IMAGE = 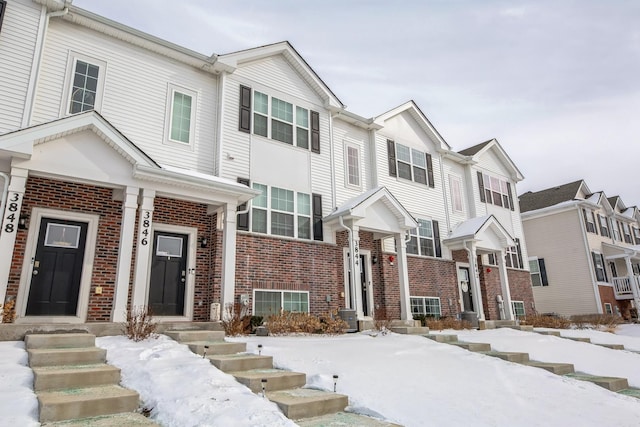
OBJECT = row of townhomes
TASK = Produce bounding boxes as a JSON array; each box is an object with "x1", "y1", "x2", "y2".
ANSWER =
[
  {"x1": 0, "y1": 0, "x2": 535, "y2": 328},
  {"x1": 521, "y1": 180, "x2": 640, "y2": 319}
]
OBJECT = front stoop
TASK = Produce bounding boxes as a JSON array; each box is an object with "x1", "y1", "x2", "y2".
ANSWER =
[
  {"x1": 267, "y1": 388, "x2": 348, "y2": 420},
  {"x1": 231, "y1": 369, "x2": 306, "y2": 392},
  {"x1": 479, "y1": 351, "x2": 530, "y2": 363},
  {"x1": 297, "y1": 412, "x2": 403, "y2": 427},
  {"x1": 25, "y1": 333, "x2": 152, "y2": 425},
  {"x1": 389, "y1": 326, "x2": 430, "y2": 335},
  {"x1": 424, "y1": 334, "x2": 458, "y2": 343},
  {"x1": 521, "y1": 361, "x2": 575, "y2": 375},
  {"x1": 449, "y1": 341, "x2": 492, "y2": 352},
  {"x1": 565, "y1": 373, "x2": 629, "y2": 392},
  {"x1": 41, "y1": 412, "x2": 156, "y2": 426}
]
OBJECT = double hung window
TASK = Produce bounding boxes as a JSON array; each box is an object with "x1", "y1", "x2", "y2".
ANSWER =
[
  {"x1": 253, "y1": 290, "x2": 309, "y2": 317},
  {"x1": 511, "y1": 301, "x2": 526, "y2": 318},
  {"x1": 406, "y1": 219, "x2": 441, "y2": 258},
  {"x1": 387, "y1": 140, "x2": 434, "y2": 187},
  {"x1": 477, "y1": 172, "x2": 514, "y2": 210},
  {"x1": 529, "y1": 258, "x2": 548, "y2": 286},
  {"x1": 251, "y1": 183, "x2": 311, "y2": 239},
  {"x1": 410, "y1": 297, "x2": 441, "y2": 318},
  {"x1": 65, "y1": 54, "x2": 106, "y2": 115}
]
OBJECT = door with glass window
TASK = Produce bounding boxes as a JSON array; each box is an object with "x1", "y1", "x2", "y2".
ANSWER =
[
  {"x1": 26, "y1": 218, "x2": 88, "y2": 316},
  {"x1": 458, "y1": 266, "x2": 474, "y2": 312},
  {"x1": 149, "y1": 231, "x2": 188, "y2": 316}
]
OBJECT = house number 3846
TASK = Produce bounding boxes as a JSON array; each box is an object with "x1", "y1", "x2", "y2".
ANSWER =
[
  {"x1": 3, "y1": 193, "x2": 21, "y2": 233},
  {"x1": 140, "y1": 210, "x2": 151, "y2": 245}
]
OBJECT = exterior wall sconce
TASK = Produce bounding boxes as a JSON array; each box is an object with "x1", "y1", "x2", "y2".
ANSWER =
[
  {"x1": 388, "y1": 255, "x2": 395, "y2": 265},
  {"x1": 486, "y1": 267, "x2": 492, "y2": 273},
  {"x1": 18, "y1": 215, "x2": 28, "y2": 230},
  {"x1": 200, "y1": 237, "x2": 208, "y2": 248},
  {"x1": 371, "y1": 255, "x2": 378, "y2": 265}
]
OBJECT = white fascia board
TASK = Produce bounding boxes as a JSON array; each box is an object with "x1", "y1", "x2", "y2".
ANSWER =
[
  {"x1": 472, "y1": 139, "x2": 525, "y2": 182},
  {"x1": 520, "y1": 201, "x2": 581, "y2": 221},
  {"x1": 332, "y1": 110, "x2": 382, "y2": 130}
]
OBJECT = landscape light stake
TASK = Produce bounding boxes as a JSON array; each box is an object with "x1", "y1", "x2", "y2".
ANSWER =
[
  {"x1": 258, "y1": 344, "x2": 263, "y2": 355},
  {"x1": 333, "y1": 374, "x2": 339, "y2": 392},
  {"x1": 261, "y1": 379, "x2": 267, "y2": 397},
  {"x1": 203, "y1": 345, "x2": 209, "y2": 358}
]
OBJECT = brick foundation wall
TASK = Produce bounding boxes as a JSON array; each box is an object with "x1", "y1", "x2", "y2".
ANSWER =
[
  {"x1": 8, "y1": 177, "x2": 122, "y2": 322},
  {"x1": 598, "y1": 285, "x2": 631, "y2": 318},
  {"x1": 407, "y1": 256, "x2": 459, "y2": 317},
  {"x1": 507, "y1": 269, "x2": 535, "y2": 318}
]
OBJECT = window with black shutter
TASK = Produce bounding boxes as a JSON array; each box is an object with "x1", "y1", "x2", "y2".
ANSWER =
[
  {"x1": 310, "y1": 111, "x2": 320, "y2": 153},
  {"x1": 591, "y1": 252, "x2": 607, "y2": 282},
  {"x1": 433, "y1": 220, "x2": 441, "y2": 257},
  {"x1": 506, "y1": 182, "x2": 515, "y2": 211},
  {"x1": 236, "y1": 178, "x2": 250, "y2": 231},
  {"x1": 239, "y1": 85, "x2": 251, "y2": 133},
  {"x1": 312, "y1": 193, "x2": 323, "y2": 241},
  {"x1": 477, "y1": 172, "x2": 486, "y2": 203},
  {"x1": 387, "y1": 140, "x2": 397, "y2": 177},
  {"x1": 529, "y1": 258, "x2": 549, "y2": 286},
  {"x1": 426, "y1": 153, "x2": 435, "y2": 188}
]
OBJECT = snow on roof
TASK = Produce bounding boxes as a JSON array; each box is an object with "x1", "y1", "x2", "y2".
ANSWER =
[
  {"x1": 325, "y1": 187, "x2": 385, "y2": 220},
  {"x1": 447, "y1": 215, "x2": 492, "y2": 240},
  {"x1": 160, "y1": 164, "x2": 250, "y2": 189}
]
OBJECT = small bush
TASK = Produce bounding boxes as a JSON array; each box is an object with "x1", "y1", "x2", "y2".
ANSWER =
[
  {"x1": 521, "y1": 314, "x2": 571, "y2": 329},
  {"x1": 266, "y1": 311, "x2": 347, "y2": 335},
  {"x1": 123, "y1": 306, "x2": 157, "y2": 341},
  {"x1": 424, "y1": 316, "x2": 472, "y2": 331},
  {"x1": 222, "y1": 303, "x2": 251, "y2": 336},
  {"x1": 2, "y1": 299, "x2": 16, "y2": 323},
  {"x1": 374, "y1": 312, "x2": 390, "y2": 334},
  {"x1": 570, "y1": 314, "x2": 623, "y2": 330}
]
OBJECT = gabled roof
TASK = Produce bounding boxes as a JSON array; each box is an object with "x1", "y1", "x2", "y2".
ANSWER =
[
  {"x1": 373, "y1": 101, "x2": 450, "y2": 151},
  {"x1": 444, "y1": 214, "x2": 515, "y2": 249},
  {"x1": 519, "y1": 180, "x2": 585, "y2": 213},
  {"x1": 458, "y1": 138, "x2": 524, "y2": 181},
  {"x1": 219, "y1": 41, "x2": 344, "y2": 110},
  {"x1": 608, "y1": 196, "x2": 626, "y2": 213}
]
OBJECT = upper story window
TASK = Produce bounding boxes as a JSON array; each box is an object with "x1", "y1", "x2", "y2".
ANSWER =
[
  {"x1": 598, "y1": 214, "x2": 609, "y2": 237},
  {"x1": 165, "y1": 84, "x2": 197, "y2": 147},
  {"x1": 406, "y1": 219, "x2": 441, "y2": 258},
  {"x1": 582, "y1": 209, "x2": 597, "y2": 234},
  {"x1": 612, "y1": 218, "x2": 621, "y2": 241},
  {"x1": 505, "y1": 238, "x2": 523, "y2": 269},
  {"x1": 591, "y1": 251, "x2": 608, "y2": 282},
  {"x1": 634, "y1": 227, "x2": 640, "y2": 245},
  {"x1": 239, "y1": 85, "x2": 320, "y2": 153},
  {"x1": 449, "y1": 175, "x2": 463, "y2": 213},
  {"x1": 387, "y1": 140, "x2": 434, "y2": 187},
  {"x1": 477, "y1": 172, "x2": 514, "y2": 211},
  {"x1": 529, "y1": 257, "x2": 548, "y2": 286},
  {"x1": 63, "y1": 53, "x2": 106, "y2": 115},
  {"x1": 622, "y1": 222, "x2": 633, "y2": 244},
  {"x1": 345, "y1": 142, "x2": 361, "y2": 188}
]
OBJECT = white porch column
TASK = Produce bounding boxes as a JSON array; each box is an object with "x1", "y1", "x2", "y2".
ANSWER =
[
  {"x1": 0, "y1": 168, "x2": 28, "y2": 317},
  {"x1": 623, "y1": 257, "x2": 640, "y2": 310},
  {"x1": 131, "y1": 189, "x2": 155, "y2": 308},
  {"x1": 352, "y1": 225, "x2": 364, "y2": 319},
  {"x1": 112, "y1": 187, "x2": 139, "y2": 322},
  {"x1": 395, "y1": 233, "x2": 411, "y2": 321},
  {"x1": 220, "y1": 201, "x2": 238, "y2": 313},
  {"x1": 466, "y1": 242, "x2": 486, "y2": 321},
  {"x1": 497, "y1": 249, "x2": 514, "y2": 321}
]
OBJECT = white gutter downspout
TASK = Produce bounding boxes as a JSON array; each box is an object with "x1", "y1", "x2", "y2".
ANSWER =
[
  {"x1": 23, "y1": 4, "x2": 70, "y2": 127},
  {"x1": 337, "y1": 216, "x2": 356, "y2": 310},
  {"x1": 0, "y1": 172, "x2": 9, "y2": 228}
]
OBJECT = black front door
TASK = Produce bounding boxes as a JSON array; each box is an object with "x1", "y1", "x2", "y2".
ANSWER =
[
  {"x1": 26, "y1": 218, "x2": 88, "y2": 316},
  {"x1": 360, "y1": 254, "x2": 370, "y2": 316},
  {"x1": 149, "y1": 231, "x2": 188, "y2": 316},
  {"x1": 458, "y1": 266, "x2": 474, "y2": 312}
]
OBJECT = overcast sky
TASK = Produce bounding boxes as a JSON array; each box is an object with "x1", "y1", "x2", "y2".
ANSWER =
[{"x1": 74, "y1": 0, "x2": 640, "y2": 205}]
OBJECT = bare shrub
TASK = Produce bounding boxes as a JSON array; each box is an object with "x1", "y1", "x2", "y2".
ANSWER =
[
  {"x1": 570, "y1": 314, "x2": 623, "y2": 330},
  {"x1": 2, "y1": 299, "x2": 16, "y2": 323},
  {"x1": 319, "y1": 310, "x2": 348, "y2": 335},
  {"x1": 266, "y1": 311, "x2": 347, "y2": 335},
  {"x1": 521, "y1": 314, "x2": 571, "y2": 329},
  {"x1": 425, "y1": 317, "x2": 472, "y2": 331},
  {"x1": 123, "y1": 306, "x2": 157, "y2": 341},
  {"x1": 222, "y1": 303, "x2": 251, "y2": 336},
  {"x1": 374, "y1": 312, "x2": 391, "y2": 334}
]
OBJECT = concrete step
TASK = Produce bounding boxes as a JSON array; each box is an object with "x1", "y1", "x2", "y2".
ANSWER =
[
  {"x1": 565, "y1": 373, "x2": 629, "y2": 392},
  {"x1": 268, "y1": 388, "x2": 348, "y2": 420},
  {"x1": 28, "y1": 347, "x2": 106, "y2": 367},
  {"x1": 297, "y1": 411, "x2": 403, "y2": 426},
  {"x1": 38, "y1": 385, "x2": 139, "y2": 423},
  {"x1": 534, "y1": 330, "x2": 561, "y2": 337},
  {"x1": 208, "y1": 354, "x2": 273, "y2": 372},
  {"x1": 187, "y1": 341, "x2": 247, "y2": 356},
  {"x1": 389, "y1": 326, "x2": 430, "y2": 335},
  {"x1": 165, "y1": 330, "x2": 225, "y2": 342},
  {"x1": 521, "y1": 361, "x2": 575, "y2": 375},
  {"x1": 595, "y1": 343, "x2": 625, "y2": 350},
  {"x1": 424, "y1": 334, "x2": 458, "y2": 343},
  {"x1": 231, "y1": 368, "x2": 306, "y2": 393},
  {"x1": 25, "y1": 333, "x2": 95, "y2": 350},
  {"x1": 450, "y1": 341, "x2": 492, "y2": 352},
  {"x1": 618, "y1": 388, "x2": 640, "y2": 399},
  {"x1": 33, "y1": 364, "x2": 121, "y2": 391},
  {"x1": 480, "y1": 351, "x2": 530, "y2": 363},
  {"x1": 41, "y1": 412, "x2": 158, "y2": 426},
  {"x1": 563, "y1": 336, "x2": 591, "y2": 343},
  {"x1": 497, "y1": 325, "x2": 534, "y2": 332}
]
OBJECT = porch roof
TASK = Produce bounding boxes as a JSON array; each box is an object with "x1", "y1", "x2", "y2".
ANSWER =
[
  {"x1": 602, "y1": 242, "x2": 640, "y2": 260},
  {"x1": 444, "y1": 215, "x2": 515, "y2": 251}
]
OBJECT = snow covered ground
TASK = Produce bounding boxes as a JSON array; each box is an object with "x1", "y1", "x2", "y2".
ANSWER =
[{"x1": 1, "y1": 325, "x2": 639, "y2": 426}]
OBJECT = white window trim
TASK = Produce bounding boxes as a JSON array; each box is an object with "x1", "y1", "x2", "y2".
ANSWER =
[
  {"x1": 482, "y1": 172, "x2": 511, "y2": 209},
  {"x1": 528, "y1": 257, "x2": 545, "y2": 287},
  {"x1": 511, "y1": 300, "x2": 526, "y2": 318},
  {"x1": 164, "y1": 83, "x2": 197, "y2": 149},
  {"x1": 251, "y1": 90, "x2": 311, "y2": 150},
  {"x1": 250, "y1": 183, "x2": 311, "y2": 240},
  {"x1": 407, "y1": 218, "x2": 436, "y2": 258},
  {"x1": 604, "y1": 303, "x2": 613, "y2": 315},
  {"x1": 252, "y1": 289, "x2": 310, "y2": 317},
  {"x1": 449, "y1": 175, "x2": 464, "y2": 213},
  {"x1": 60, "y1": 51, "x2": 107, "y2": 117},
  {"x1": 593, "y1": 251, "x2": 607, "y2": 283},
  {"x1": 410, "y1": 296, "x2": 442, "y2": 318},
  {"x1": 344, "y1": 140, "x2": 362, "y2": 189}
]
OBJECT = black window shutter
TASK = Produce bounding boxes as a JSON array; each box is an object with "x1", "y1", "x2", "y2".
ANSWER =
[
  {"x1": 239, "y1": 85, "x2": 251, "y2": 133},
  {"x1": 591, "y1": 211, "x2": 598, "y2": 235},
  {"x1": 312, "y1": 193, "x2": 323, "y2": 241},
  {"x1": 310, "y1": 111, "x2": 320, "y2": 153},
  {"x1": 433, "y1": 220, "x2": 441, "y2": 258},
  {"x1": 0, "y1": 1, "x2": 7, "y2": 34},
  {"x1": 477, "y1": 171, "x2": 486, "y2": 203},
  {"x1": 387, "y1": 140, "x2": 397, "y2": 177},
  {"x1": 426, "y1": 153, "x2": 435, "y2": 188},
  {"x1": 601, "y1": 254, "x2": 608, "y2": 282},
  {"x1": 591, "y1": 252, "x2": 604, "y2": 282},
  {"x1": 506, "y1": 182, "x2": 515, "y2": 211},
  {"x1": 598, "y1": 215, "x2": 605, "y2": 235},
  {"x1": 236, "y1": 178, "x2": 250, "y2": 231},
  {"x1": 538, "y1": 258, "x2": 548, "y2": 286},
  {"x1": 582, "y1": 209, "x2": 590, "y2": 232},
  {"x1": 515, "y1": 238, "x2": 523, "y2": 269}
]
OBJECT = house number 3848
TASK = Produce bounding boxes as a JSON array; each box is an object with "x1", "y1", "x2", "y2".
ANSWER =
[
  {"x1": 140, "y1": 210, "x2": 151, "y2": 245},
  {"x1": 3, "y1": 193, "x2": 21, "y2": 233}
]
